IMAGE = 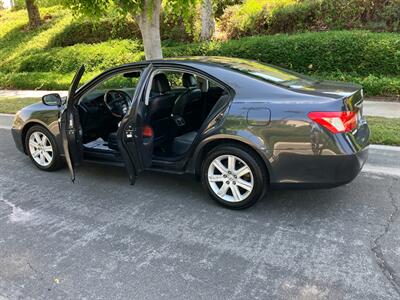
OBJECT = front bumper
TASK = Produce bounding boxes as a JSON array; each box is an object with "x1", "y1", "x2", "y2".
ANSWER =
[{"x1": 11, "y1": 128, "x2": 25, "y2": 154}]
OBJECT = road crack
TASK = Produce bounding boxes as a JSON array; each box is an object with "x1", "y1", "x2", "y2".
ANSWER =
[
  {"x1": 27, "y1": 262, "x2": 44, "y2": 281},
  {"x1": 371, "y1": 178, "x2": 400, "y2": 296}
]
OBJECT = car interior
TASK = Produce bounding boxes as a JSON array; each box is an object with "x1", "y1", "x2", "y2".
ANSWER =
[{"x1": 77, "y1": 69, "x2": 228, "y2": 162}]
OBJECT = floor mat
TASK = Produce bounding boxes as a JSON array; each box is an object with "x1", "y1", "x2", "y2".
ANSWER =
[{"x1": 84, "y1": 138, "x2": 110, "y2": 151}]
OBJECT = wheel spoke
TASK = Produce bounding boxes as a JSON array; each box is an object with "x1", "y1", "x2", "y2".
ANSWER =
[
  {"x1": 42, "y1": 136, "x2": 50, "y2": 145},
  {"x1": 43, "y1": 146, "x2": 53, "y2": 152},
  {"x1": 230, "y1": 185, "x2": 242, "y2": 202},
  {"x1": 29, "y1": 140, "x2": 40, "y2": 148},
  {"x1": 236, "y1": 165, "x2": 250, "y2": 178},
  {"x1": 213, "y1": 160, "x2": 228, "y2": 174},
  {"x1": 39, "y1": 153, "x2": 45, "y2": 165},
  {"x1": 208, "y1": 175, "x2": 225, "y2": 182},
  {"x1": 32, "y1": 150, "x2": 40, "y2": 158},
  {"x1": 236, "y1": 179, "x2": 253, "y2": 191},
  {"x1": 33, "y1": 132, "x2": 41, "y2": 143},
  {"x1": 43, "y1": 151, "x2": 52, "y2": 163},
  {"x1": 217, "y1": 183, "x2": 229, "y2": 197},
  {"x1": 228, "y1": 155, "x2": 235, "y2": 172}
]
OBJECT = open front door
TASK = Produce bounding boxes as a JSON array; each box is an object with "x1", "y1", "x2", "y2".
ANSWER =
[
  {"x1": 60, "y1": 65, "x2": 85, "y2": 183},
  {"x1": 117, "y1": 64, "x2": 154, "y2": 185}
]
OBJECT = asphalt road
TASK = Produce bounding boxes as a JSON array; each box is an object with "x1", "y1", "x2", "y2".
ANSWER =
[{"x1": 0, "y1": 128, "x2": 399, "y2": 300}]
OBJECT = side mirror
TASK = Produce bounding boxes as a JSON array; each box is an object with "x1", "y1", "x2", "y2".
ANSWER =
[{"x1": 42, "y1": 93, "x2": 62, "y2": 106}]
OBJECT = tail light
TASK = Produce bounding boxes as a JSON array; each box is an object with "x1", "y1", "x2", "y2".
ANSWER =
[
  {"x1": 142, "y1": 125, "x2": 154, "y2": 138},
  {"x1": 308, "y1": 111, "x2": 357, "y2": 134}
]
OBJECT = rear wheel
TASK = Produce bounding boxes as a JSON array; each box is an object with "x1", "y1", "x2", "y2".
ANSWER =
[
  {"x1": 25, "y1": 125, "x2": 63, "y2": 171},
  {"x1": 201, "y1": 145, "x2": 267, "y2": 209}
]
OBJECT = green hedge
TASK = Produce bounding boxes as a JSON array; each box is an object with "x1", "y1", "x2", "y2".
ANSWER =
[
  {"x1": 8, "y1": 31, "x2": 400, "y2": 76},
  {"x1": 1, "y1": 30, "x2": 400, "y2": 96},
  {"x1": 165, "y1": 31, "x2": 400, "y2": 76}
]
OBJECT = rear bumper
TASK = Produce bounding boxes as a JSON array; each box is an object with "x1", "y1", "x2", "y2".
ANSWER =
[{"x1": 270, "y1": 146, "x2": 369, "y2": 189}]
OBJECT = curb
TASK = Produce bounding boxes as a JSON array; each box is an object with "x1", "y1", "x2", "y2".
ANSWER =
[{"x1": 369, "y1": 144, "x2": 400, "y2": 152}]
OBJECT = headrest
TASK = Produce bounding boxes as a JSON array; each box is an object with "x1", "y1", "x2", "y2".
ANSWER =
[
  {"x1": 151, "y1": 73, "x2": 171, "y2": 94},
  {"x1": 182, "y1": 73, "x2": 197, "y2": 88}
]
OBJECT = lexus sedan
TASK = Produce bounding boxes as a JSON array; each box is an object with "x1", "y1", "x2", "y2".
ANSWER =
[{"x1": 11, "y1": 57, "x2": 370, "y2": 209}]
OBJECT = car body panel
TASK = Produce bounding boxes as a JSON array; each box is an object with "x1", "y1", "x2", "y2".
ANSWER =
[{"x1": 11, "y1": 57, "x2": 370, "y2": 188}]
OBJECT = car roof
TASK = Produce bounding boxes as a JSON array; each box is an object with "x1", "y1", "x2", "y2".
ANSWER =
[
  {"x1": 145, "y1": 56, "x2": 267, "y2": 70},
  {"x1": 123, "y1": 56, "x2": 260, "y2": 70}
]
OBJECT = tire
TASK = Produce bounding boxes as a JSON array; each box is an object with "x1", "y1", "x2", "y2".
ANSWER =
[
  {"x1": 201, "y1": 144, "x2": 267, "y2": 209},
  {"x1": 25, "y1": 125, "x2": 63, "y2": 171}
]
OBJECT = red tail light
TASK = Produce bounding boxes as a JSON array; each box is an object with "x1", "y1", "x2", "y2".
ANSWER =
[
  {"x1": 308, "y1": 111, "x2": 357, "y2": 133},
  {"x1": 142, "y1": 125, "x2": 154, "y2": 138}
]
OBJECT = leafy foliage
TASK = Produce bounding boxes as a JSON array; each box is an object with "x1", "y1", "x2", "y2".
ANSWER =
[
  {"x1": 217, "y1": 0, "x2": 400, "y2": 39},
  {"x1": 1, "y1": 3, "x2": 400, "y2": 96}
]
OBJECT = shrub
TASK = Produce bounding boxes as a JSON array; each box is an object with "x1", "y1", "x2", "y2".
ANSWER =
[
  {"x1": 218, "y1": 0, "x2": 296, "y2": 39},
  {"x1": 269, "y1": 0, "x2": 325, "y2": 34},
  {"x1": 379, "y1": 0, "x2": 400, "y2": 32},
  {"x1": 218, "y1": 0, "x2": 400, "y2": 38},
  {"x1": 49, "y1": 18, "x2": 141, "y2": 47}
]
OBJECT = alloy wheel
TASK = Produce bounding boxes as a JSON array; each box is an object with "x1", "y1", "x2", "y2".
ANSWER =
[
  {"x1": 207, "y1": 154, "x2": 254, "y2": 202},
  {"x1": 28, "y1": 131, "x2": 54, "y2": 167}
]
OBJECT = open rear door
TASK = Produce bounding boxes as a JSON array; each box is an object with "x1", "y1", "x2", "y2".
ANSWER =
[
  {"x1": 117, "y1": 64, "x2": 154, "y2": 185},
  {"x1": 60, "y1": 65, "x2": 85, "y2": 183}
]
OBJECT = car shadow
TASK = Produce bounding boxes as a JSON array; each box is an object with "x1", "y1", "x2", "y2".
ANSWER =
[{"x1": 78, "y1": 161, "x2": 345, "y2": 217}]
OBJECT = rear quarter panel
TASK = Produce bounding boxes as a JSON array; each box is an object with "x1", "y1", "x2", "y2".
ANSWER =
[{"x1": 205, "y1": 69, "x2": 368, "y2": 185}]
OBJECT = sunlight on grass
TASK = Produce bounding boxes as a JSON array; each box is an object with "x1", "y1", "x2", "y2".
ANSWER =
[
  {"x1": 0, "y1": 7, "x2": 72, "y2": 71},
  {"x1": 367, "y1": 117, "x2": 400, "y2": 146},
  {"x1": 0, "y1": 97, "x2": 40, "y2": 114}
]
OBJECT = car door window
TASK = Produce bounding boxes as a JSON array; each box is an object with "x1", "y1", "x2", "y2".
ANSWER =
[{"x1": 80, "y1": 71, "x2": 142, "y2": 105}]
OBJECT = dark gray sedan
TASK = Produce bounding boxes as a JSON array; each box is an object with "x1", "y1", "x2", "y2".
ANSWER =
[{"x1": 11, "y1": 57, "x2": 370, "y2": 209}]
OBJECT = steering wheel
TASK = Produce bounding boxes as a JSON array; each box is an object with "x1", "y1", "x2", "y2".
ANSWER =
[{"x1": 104, "y1": 90, "x2": 132, "y2": 118}]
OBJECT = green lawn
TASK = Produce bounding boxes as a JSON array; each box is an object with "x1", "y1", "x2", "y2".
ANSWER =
[
  {"x1": 366, "y1": 117, "x2": 400, "y2": 146},
  {"x1": 0, "y1": 97, "x2": 398, "y2": 146},
  {"x1": 0, "y1": 97, "x2": 40, "y2": 114}
]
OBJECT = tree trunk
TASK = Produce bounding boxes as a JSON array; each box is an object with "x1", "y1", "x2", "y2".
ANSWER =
[
  {"x1": 25, "y1": 0, "x2": 41, "y2": 29},
  {"x1": 135, "y1": 0, "x2": 163, "y2": 60},
  {"x1": 200, "y1": 0, "x2": 215, "y2": 41}
]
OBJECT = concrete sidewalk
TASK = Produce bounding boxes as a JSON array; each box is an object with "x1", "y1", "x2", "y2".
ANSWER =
[
  {"x1": 0, "y1": 90, "x2": 399, "y2": 118},
  {"x1": 363, "y1": 101, "x2": 400, "y2": 118}
]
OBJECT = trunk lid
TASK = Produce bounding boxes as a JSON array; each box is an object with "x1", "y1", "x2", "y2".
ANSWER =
[{"x1": 289, "y1": 79, "x2": 362, "y2": 99}]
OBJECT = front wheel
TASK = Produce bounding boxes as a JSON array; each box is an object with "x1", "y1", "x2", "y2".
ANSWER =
[
  {"x1": 201, "y1": 145, "x2": 267, "y2": 209},
  {"x1": 25, "y1": 125, "x2": 63, "y2": 171}
]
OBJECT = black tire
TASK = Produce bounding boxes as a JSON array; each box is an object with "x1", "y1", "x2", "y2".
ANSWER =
[
  {"x1": 201, "y1": 144, "x2": 267, "y2": 209},
  {"x1": 25, "y1": 125, "x2": 63, "y2": 171}
]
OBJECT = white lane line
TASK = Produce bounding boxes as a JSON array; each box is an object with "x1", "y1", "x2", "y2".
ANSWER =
[
  {"x1": 0, "y1": 125, "x2": 11, "y2": 130},
  {"x1": 362, "y1": 165, "x2": 400, "y2": 178}
]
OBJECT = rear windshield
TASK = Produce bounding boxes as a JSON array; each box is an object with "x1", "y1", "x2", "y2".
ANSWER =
[{"x1": 211, "y1": 57, "x2": 317, "y2": 88}]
